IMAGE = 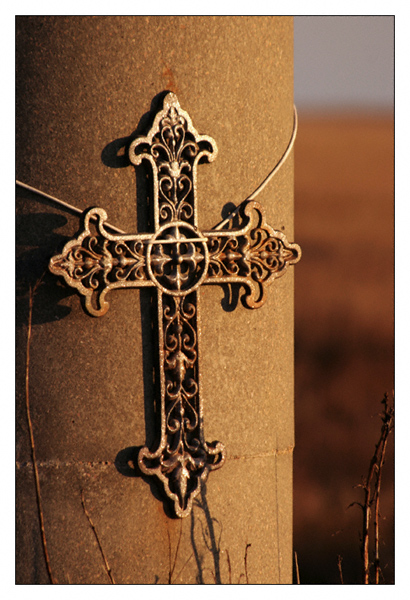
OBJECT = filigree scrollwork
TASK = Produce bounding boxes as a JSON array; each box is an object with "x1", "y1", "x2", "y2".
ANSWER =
[
  {"x1": 129, "y1": 93, "x2": 217, "y2": 229},
  {"x1": 147, "y1": 222, "x2": 210, "y2": 296},
  {"x1": 49, "y1": 208, "x2": 153, "y2": 317},
  {"x1": 49, "y1": 92, "x2": 300, "y2": 517},
  {"x1": 205, "y1": 200, "x2": 301, "y2": 308},
  {"x1": 139, "y1": 293, "x2": 225, "y2": 517}
]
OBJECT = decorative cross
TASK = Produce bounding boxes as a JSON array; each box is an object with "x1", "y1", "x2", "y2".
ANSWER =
[{"x1": 49, "y1": 93, "x2": 301, "y2": 517}]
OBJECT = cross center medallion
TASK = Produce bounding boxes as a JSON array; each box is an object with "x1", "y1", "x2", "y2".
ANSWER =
[
  {"x1": 147, "y1": 222, "x2": 208, "y2": 294},
  {"x1": 49, "y1": 93, "x2": 301, "y2": 517}
]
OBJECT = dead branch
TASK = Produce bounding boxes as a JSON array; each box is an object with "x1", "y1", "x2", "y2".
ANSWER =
[{"x1": 349, "y1": 393, "x2": 394, "y2": 584}]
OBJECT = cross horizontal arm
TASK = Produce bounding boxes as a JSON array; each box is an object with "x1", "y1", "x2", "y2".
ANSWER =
[
  {"x1": 49, "y1": 207, "x2": 154, "y2": 317},
  {"x1": 203, "y1": 201, "x2": 301, "y2": 308}
]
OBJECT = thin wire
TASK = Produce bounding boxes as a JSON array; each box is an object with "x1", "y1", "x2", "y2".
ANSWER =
[
  {"x1": 15, "y1": 180, "x2": 125, "y2": 234},
  {"x1": 213, "y1": 104, "x2": 298, "y2": 230},
  {"x1": 246, "y1": 104, "x2": 298, "y2": 201},
  {"x1": 16, "y1": 105, "x2": 297, "y2": 235}
]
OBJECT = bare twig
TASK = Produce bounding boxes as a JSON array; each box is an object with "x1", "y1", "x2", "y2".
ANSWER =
[
  {"x1": 244, "y1": 543, "x2": 251, "y2": 584},
  {"x1": 168, "y1": 519, "x2": 183, "y2": 584},
  {"x1": 25, "y1": 278, "x2": 57, "y2": 584},
  {"x1": 373, "y1": 394, "x2": 393, "y2": 584},
  {"x1": 80, "y1": 489, "x2": 116, "y2": 584},
  {"x1": 226, "y1": 549, "x2": 232, "y2": 584},
  {"x1": 294, "y1": 551, "x2": 300, "y2": 584},
  {"x1": 236, "y1": 542, "x2": 252, "y2": 583},
  {"x1": 349, "y1": 393, "x2": 394, "y2": 584},
  {"x1": 209, "y1": 569, "x2": 217, "y2": 583},
  {"x1": 337, "y1": 555, "x2": 344, "y2": 584},
  {"x1": 167, "y1": 526, "x2": 172, "y2": 581},
  {"x1": 173, "y1": 552, "x2": 193, "y2": 584}
]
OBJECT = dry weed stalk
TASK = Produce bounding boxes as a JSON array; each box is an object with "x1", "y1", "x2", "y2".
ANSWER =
[
  {"x1": 167, "y1": 519, "x2": 187, "y2": 583},
  {"x1": 244, "y1": 543, "x2": 251, "y2": 584},
  {"x1": 294, "y1": 551, "x2": 301, "y2": 584},
  {"x1": 236, "y1": 543, "x2": 252, "y2": 584},
  {"x1": 80, "y1": 489, "x2": 116, "y2": 583},
  {"x1": 337, "y1": 555, "x2": 344, "y2": 584},
  {"x1": 25, "y1": 277, "x2": 57, "y2": 584},
  {"x1": 226, "y1": 549, "x2": 232, "y2": 584},
  {"x1": 349, "y1": 393, "x2": 394, "y2": 584},
  {"x1": 166, "y1": 519, "x2": 193, "y2": 584}
]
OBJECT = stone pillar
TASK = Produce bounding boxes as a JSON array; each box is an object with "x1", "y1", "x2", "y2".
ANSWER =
[{"x1": 16, "y1": 16, "x2": 295, "y2": 584}]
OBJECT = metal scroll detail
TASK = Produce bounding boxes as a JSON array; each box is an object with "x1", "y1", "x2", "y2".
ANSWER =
[
  {"x1": 49, "y1": 92, "x2": 301, "y2": 517},
  {"x1": 206, "y1": 200, "x2": 300, "y2": 308},
  {"x1": 139, "y1": 291, "x2": 225, "y2": 516}
]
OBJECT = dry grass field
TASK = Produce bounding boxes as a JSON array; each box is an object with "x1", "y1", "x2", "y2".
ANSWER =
[{"x1": 293, "y1": 113, "x2": 394, "y2": 584}]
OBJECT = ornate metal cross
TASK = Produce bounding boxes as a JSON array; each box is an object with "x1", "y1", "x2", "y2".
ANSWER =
[{"x1": 49, "y1": 93, "x2": 301, "y2": 517}]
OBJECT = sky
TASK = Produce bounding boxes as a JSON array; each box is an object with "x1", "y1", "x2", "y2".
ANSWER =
[{"x1": 294, "y1": 16, "x2": 394, "y2": 111}]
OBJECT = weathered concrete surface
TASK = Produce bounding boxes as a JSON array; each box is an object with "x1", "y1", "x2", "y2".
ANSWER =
[{"x1": 16, "y1": 16, "x2": 295, "y2": 584}]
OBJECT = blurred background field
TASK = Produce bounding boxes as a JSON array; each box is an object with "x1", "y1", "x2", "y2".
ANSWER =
[{"x1": 293, "y1": 16, "x2": 394, "y2": 584}]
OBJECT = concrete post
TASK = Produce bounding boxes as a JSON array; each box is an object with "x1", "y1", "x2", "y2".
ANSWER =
[{"x1": 16, "y1": 16, "x2": 295, "y2": 584}]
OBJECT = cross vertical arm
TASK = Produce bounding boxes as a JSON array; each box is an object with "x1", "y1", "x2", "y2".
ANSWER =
[
  {"x1": 128, "y1": 93, "x2": 225, "y2": 517},
  {"x1": 138, "y1": 290, "x2": 225, "y2": 518}
]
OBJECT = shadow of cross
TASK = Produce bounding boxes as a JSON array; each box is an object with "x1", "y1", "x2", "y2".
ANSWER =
[{"x1": 49, "y1": 93, "x2": 301, "y2": 518}]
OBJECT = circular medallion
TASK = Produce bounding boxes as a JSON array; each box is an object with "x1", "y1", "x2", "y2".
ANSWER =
[{"x1": 146, "y1": 222, "x2": 209, "y2": 296}]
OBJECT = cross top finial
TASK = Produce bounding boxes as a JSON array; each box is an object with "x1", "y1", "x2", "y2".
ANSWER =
[{"x1": 129, "y1": 92, "x2": 217, "y2": 230}]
